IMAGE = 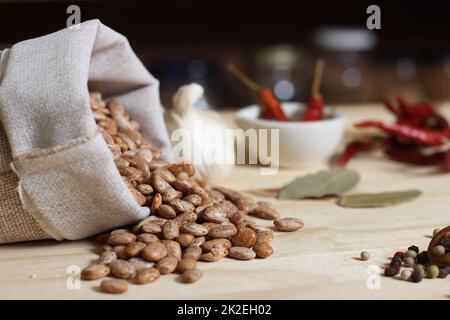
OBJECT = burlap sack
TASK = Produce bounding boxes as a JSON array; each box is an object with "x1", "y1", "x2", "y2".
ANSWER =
[{"x1": 0, "y1": 20, "x2": 172, "y2": 244}]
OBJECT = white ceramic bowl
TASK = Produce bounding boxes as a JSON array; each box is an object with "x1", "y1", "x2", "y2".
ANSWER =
[{"x1": 234, "y1": 102, "x2": 346, "y2": 168}]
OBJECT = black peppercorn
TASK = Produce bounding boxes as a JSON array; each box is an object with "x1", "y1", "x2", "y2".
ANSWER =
[
  {"x1": 410, "y1": 270, "x2": 423, "y2": 283},
  {"x1": 415, "y1": 251, "x2": 429, "y2": 265},
  {"x1": 439, "y1": 266, "x2": 450, "y2": 279},
  {"x1": 390, "y1": 256, "x2": 402, "y2": 267},
  {"x1": 385, "y1": 267, "x2": 399, "y2": 277},
  {"x1": 408, "y1": 245, "x2": 419, "y2": 253},
  {"x1": 441, "y1": 237, "x2": 450, "y2": 251}
]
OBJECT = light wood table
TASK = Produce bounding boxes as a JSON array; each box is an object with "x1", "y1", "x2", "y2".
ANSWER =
[{"x1": 1, "y1": 103, "x2": 450, "y2": 300}]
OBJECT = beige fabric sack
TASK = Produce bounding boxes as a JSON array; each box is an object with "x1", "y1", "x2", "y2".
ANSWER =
[{"x1": 0, "y1": 19, "x2": 172, "y2": 244}]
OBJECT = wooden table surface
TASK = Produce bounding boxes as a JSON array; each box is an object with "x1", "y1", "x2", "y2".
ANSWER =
[{"x1": 1, "y1": 103, "x2": 450, "y2": 300}]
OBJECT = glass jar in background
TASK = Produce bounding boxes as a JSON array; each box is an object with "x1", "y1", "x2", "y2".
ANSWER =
[
  {"x1": 253, "y1": 45, "x2": 308, "y2": 102},
  {"x1": 379, "y1": 51, "x2": 425, "y2": 102},
  {"x1": 313, "y1": 27, "x2": 378, "y2": 103}
]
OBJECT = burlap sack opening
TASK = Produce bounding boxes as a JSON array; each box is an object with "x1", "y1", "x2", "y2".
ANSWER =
[{"x1": 0, "y1": 20, "x2": 172, "y2": 244}]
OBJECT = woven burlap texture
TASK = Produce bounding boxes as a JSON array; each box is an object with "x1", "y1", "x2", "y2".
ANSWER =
[
  {"x1": 0, "y1": 20, "x2": 172, "y2": 244},
  {"x1": 0, "y1": 126, "x2": 49, "y2": 244}
]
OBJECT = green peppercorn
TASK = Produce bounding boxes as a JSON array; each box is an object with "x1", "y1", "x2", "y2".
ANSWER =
[
  {"x1": 411, "y1": 270, "x2": 423, "y2": 283},
  {"x1": 432, "y1": 245, "x2": 445, "y2": 257},
  {"x1": 426, "y1": 264, "x2": 439, "y2": 278},
  {"x1": 445, "y1": 231, "x2": 450, "y2": 238},
  {"x1": 404, "y1": 250, "x2": 417, "y2": 259},
  {"x1": 414, "y1": 264, "x2": 425, "y2": 277},
  {"x1": 404, "y1": 256, "x2": 415, "y2": 267}
]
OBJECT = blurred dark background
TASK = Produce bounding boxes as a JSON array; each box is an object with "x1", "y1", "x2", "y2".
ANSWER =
[{"x1": 1, "y1": 0, "x2": 450, "y2": 108}]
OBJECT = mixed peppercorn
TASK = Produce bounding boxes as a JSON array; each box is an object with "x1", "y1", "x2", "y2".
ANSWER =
[{"x1": 383, "y1": 229, "x2": 450, "y2": 283}]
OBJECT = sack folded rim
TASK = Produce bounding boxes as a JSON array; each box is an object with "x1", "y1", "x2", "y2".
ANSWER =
[{"x1": 0, "y1": 19, "x2": 168, "y2": 242}]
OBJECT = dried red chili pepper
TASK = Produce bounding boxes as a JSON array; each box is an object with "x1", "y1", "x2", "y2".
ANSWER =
[
  {"x1": 335, "y1": 139, "x2": 374, "y2": 168},
  {"x1": 302, "y1": 97, "x2": 323, "y2": 122},
  {"x1": 354, "y1": 98, "x2": 449, "y2": 170},
  {"x1": 227, "y1": 63, "x2": 289, "y2": 122},
  {"x1": 382, "y1": 97, "x2": 449, "y2": 130},
  {"x1": 260, "y1": 109, "x2": 274, "y2": 120},
  {"x1": 383, "y1": 137, "x2": 445, "y2": 165},
  {"x1": 442, "y1": 130, "x2": 450, "y2": 139},
  {"x1": 259, "y1": 89, "x2": 289, "y2": 121},
  {"x1": 381, "y1": 98, "x2": 401, "y2": 117},
  {"x1": 355, "y1": 121, "x2": 447, "y2": 146},
  {"x1": 303, "y1": 59, "x2": 325, "y2": 122},
  {"x1": 430, "y1": 115, "x2": 450, "y2": 131},
  {"x1": 444, "y1": 150, "x2": 450, "y2": 172},
  {"x1": 385, "y1": 147, "x2": 445, "y2": 165},
  {"x1": 396, "y1": 96, "x2": 435, "y2": 119}
]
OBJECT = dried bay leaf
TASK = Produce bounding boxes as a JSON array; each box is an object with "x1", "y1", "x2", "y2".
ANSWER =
[
  {"x1": 277, "y1": 168, "x2": 360, "y2": 200},
  {"x1": 338, "y1": 189, "x2": 422, "y2": 208}
]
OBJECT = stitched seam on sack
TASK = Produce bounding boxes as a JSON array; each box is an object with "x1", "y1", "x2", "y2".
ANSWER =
[
  {"x1": 0, "y1": 168, "x2": 13, "y2": 175},
  {"x1": 18, "y1": 188, "x2": 64, "y2": 241},
  {"x1": 13, "y1": 131, "x2": 99, "y2": 162},
  {"x1": 9, "y1": 128, "x2": 144, "y2": 240},
  {"x1": 0, "y1": 51, "x2": 10, "y2": 166}
]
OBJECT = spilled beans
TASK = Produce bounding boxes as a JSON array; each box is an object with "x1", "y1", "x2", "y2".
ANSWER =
[{"x1": 81, "y1": 92, "x2": 304, "y2": 294}]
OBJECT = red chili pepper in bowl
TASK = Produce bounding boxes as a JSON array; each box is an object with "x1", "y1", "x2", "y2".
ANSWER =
[
  {"x1": 259, "y1": 109, "x2": 274, "y2": 120},
  {"x1": 227, "y1": 63, "x2": 289, "y2": 122},
  {"x1": 303, "y1": 97, "x2": 324, "y2": 122},
  {"x1": 355, "y1": 121, "x2": 447, "y2": 146},
  {"x1": 259, "y1": 89, "x2": 289, "y2": 121},
  {"x1": 302, "y1": 59, "x2": 325, "y2": 122}
]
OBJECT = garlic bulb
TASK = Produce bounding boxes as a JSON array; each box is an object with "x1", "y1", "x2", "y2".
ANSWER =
[{"x1": 164, "y1": 83, "x2": 235, "y2": 183}]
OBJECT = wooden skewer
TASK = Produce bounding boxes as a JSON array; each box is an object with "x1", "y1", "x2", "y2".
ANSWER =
[
  {"x1": 311, "y1": 58, "x2": 325, "y2": 99},
  {"x1": 226, "y1": 63, "x2": 262, "y2": 93}
]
